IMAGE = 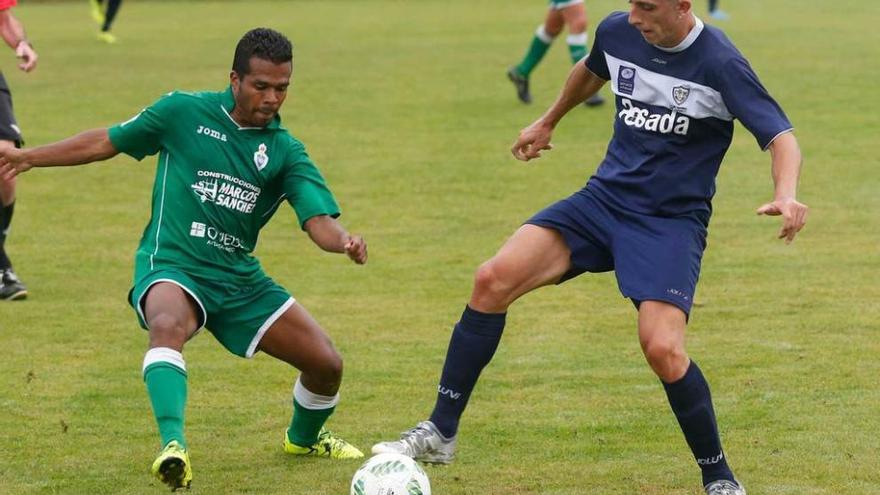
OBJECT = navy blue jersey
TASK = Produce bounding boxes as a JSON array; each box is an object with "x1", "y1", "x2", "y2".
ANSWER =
[{"x1": 584, "y1": 13, "x2": 792, "y2": 221}]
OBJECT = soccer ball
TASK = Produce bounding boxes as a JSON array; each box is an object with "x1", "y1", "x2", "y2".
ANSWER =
[{"x1": 350, "y1": 453, "x2": 431, "y2": 495}]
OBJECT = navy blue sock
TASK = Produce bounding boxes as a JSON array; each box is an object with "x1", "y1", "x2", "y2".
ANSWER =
[
  {"x1": 708, "y1": 0, "x2": 719, "y2": 12},
  {"x1": 0, "y1": 202, "x2": 13, "y2": 270},
  {"x1": 429, "y1": 306, "x2": 506, "y2": 438},
  {"x1": 663, "y1": 361, "x2": 734, "y2": 486}
]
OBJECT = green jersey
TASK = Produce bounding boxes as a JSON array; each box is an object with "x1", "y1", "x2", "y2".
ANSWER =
[{"x1": 109, "y1": 87, "x2": 339, "y2": 283}]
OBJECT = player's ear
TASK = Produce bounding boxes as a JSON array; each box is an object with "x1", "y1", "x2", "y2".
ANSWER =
[{"x1": 230, "y1": 70, "x2": 241, "y2": 93}]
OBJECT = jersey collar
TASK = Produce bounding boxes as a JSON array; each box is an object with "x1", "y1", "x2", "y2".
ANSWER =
[
  {"x1": 219, "y1": 86, "x2": 282, "y2": 130},
  {"x1": 653, "y1": 16, "x2": 704, "y2": 53}
]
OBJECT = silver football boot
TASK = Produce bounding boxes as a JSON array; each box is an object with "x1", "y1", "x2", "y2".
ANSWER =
[
  {"x1": 371, "y1": 420, "x2": 456, "y2": 464},
  {"x1": 704, "y1": 479, "x2": 747, "y2": 495}
]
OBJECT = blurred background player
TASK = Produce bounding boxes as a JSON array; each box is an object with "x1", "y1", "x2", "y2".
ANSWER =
[
  {"x1": 507, "y1": 0, "x2": 604, "y2": 107},
  {"x1": 708, "y1": 0, "x2": 729, "y2": 20},
  {"x1": 0, "y1": 0, "x2": 37, "y2": 301},
  {"x1": 89, "y1": 0, "x2": 124, "y2": 44}
]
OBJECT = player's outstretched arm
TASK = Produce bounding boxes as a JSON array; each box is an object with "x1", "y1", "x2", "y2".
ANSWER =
[
  {"x1": 0, "y1": 128, "x2": 120, "y2": 180},
  {"x1": 303, "y1": 215, "x2": 367, "y2": 265},
  {"x1": 0, "y1": 9, "x2": 37, "y2": 72},
  {"x1": 512, "y1": 65, "x2": 606, "y2": 162},
  {"x1": 756, "y1": 131, "x2": 808, "y2": 244}
]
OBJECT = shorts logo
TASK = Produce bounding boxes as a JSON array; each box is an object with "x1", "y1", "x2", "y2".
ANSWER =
[
  {"x1": 666, "y1": 288, "x2": 690, "y2": 301},
  {"x1": 253, "y1": 143, "x2": 269, "y2": 171},
  {"x1": 672, "y1": 85, "x2": 691, "y2": 106},
  {"x1": 618, "y1": 66, "x2": 636, "y2": 95}
]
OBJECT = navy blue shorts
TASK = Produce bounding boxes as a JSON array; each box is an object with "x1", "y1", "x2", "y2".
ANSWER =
[{"x1": 526, "y1": 187, "x2": 707, "y2": 315}]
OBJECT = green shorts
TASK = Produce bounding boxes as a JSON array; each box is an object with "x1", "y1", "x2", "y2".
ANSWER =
[
  {"x1": 129, "y1": 268, "x2": 295, "y2": 358},
  {"x1": 549, "y1": 0, "x2": 583, "y2": 9}
]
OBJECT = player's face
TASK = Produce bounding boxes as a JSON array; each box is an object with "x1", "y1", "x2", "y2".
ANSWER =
[
  {"x1": 230, "y1": 57, "x2": 292, "y2": 127},
  {"x1": 628, "y1": 0, "x2": 689, "y2": 47}
]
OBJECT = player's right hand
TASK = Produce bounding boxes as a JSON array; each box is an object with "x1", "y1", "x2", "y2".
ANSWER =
[
  {"x1": 16, "y1": 41, "x2": 38, "y2": 73},
  {"x1": 511, "y1": 122, "x2": 553, "y2": 162},
  {"x1": 0, "y1": 147, "x2": 32, "y2": 180}
]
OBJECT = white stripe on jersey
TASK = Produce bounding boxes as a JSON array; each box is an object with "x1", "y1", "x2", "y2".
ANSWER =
[
  {"x1": 150, "y1": 153, "x2": 171, "y2": 270},
  {"x1": 605, "y1": 52, "x2": 733, "y2": 121}
]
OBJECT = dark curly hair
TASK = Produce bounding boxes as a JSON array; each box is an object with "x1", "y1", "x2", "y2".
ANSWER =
[{"x1": 232, "y1": 28, "x2": 293, "y2": 76}]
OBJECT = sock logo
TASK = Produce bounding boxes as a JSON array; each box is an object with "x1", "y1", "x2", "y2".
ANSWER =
[
  {"x1": 438, "y1": 385, "x2": 461, "y2": 400},
  {"x1": 696, "y1": 452, "x2": 724, "y2": 465}
]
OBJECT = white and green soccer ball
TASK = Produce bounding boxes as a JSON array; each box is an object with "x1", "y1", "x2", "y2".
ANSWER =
[{"x1": 350, "y1": 453, "x2": 431, "y2": 495}]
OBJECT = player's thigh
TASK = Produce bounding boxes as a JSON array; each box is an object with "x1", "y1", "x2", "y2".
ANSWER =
[
  {"x1": 638, "y1": 300, "x2": 687, "y2": 349},
  {"x1": 543, "y1": 4, "x2": 566, "y2": 35},
  {"x1": 130, "y1": 269, "x2": 207, "y2": 347},
  {"x1": 256, "y1": 302, "x2": 340, "y2": 375},
  {"x1": 480, "y1": 224, "x2": 573, "y2": 295},
  {"x1": 559, "y1": 1, "x2": 587, "y2": 32}
]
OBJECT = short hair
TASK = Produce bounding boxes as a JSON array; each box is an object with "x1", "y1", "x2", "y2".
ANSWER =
[{"x1": 232, "y1": 28, "x2": 293, "y2": 76}]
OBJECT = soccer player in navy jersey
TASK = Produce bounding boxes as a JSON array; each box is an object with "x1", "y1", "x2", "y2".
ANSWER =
[{"x1": 373, "y1": 1, "x2": 806, "y2": 494}]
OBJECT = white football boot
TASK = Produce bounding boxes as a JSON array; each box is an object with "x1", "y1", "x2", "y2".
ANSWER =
[
  {"x1": 704, "y1": 479, "x2": 747, "y2": 495},
  {"x1": 371, "y1": 420, "x2": 456, "y2": 464}
]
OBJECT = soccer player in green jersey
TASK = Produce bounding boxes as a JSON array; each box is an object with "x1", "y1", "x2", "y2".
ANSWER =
[
  {"x1": 507, "y1": 0, "x2": 604, "y2": 107},
  {"x1": 0, "y1": 28, "x2": 367, "y2": 490}
]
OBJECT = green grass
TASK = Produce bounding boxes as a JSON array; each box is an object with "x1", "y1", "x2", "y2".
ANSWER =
[{"x1": 1, "y1": 0, "x2": 878, "y2": 493}]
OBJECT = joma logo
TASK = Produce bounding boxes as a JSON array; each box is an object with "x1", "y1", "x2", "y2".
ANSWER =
[{"x1": 196, "y1": 125, "x2": 227, "y2": 142}]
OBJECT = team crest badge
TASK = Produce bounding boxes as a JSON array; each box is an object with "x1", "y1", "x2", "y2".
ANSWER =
[
  {"x1": 253, "y1": 143, "x2": 269, "y2": 171},
  {"x1": 672, "y1": 85, "x2": 691, "y2": 106}
]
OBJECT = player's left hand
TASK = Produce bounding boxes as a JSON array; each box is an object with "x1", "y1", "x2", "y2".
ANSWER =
[
  {"x1": 16, "y1": 41, "x2": 37, "y2": 73},
  {"x1": 344, "y1": 234, "x2": 367, "y2": 264},
  {"x1": 756, "y1": 197, "x2": 808, "y2": 244}
]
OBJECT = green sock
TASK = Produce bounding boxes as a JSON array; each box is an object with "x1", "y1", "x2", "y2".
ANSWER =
[
  {"x1": 287, "y1": 399, "x2": 335, "y2": 446},
  {"x1": 567, "y1": 33, "x2": 588, "y2": 64},
  {"x1": 515, "y1": 25, "x2": 554, "y2": 77},
  {"x1": 143, "y1": 353, "x2": 188, "y2": 449}
]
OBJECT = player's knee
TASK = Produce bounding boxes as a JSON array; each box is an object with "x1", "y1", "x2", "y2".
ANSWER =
[
  {"x1": 543, "y1": 23, "x2": 563, "y2": 38},
  {"x1": 313, "y1": 350, "x2": 344, "y2": 387},
  {"x1": 641, "y1": 336, "x2": 687, "y2": 381},
  {"x1": 472, "y1": 261, "x2": 514, "y2": 303},
  {"x1": 147, "y1": 314, "x2": 190, "y2": 348},
  {"x1": 568, "y1": 19, "x2": 587, "y2": 33}
]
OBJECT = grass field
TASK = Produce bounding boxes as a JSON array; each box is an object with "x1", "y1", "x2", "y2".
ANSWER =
[{"x1": 1, "y1": 0, "x2": 878, "y2": 493}]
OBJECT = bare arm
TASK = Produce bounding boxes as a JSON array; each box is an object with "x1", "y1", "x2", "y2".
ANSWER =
[
  {"x1": 0, "y1": 9, "x2": 37, "y2": 72},
  {"x1": 303, "y1": 214, "x2": 367, "y2": 264},
  {"x1": 0, "y1": 129, "x2": 120, "y2": 180},
  {"x1": 756, "y1": 131, "x2": 808, "y2": 243},
  {"x1": 512, "y1": 64, "x2": 607, "y2": 161}
]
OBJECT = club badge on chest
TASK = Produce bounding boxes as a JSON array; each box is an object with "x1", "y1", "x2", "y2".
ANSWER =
[{"x1": 254, "y1": 143, "x2": 269, "y2": 171}]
